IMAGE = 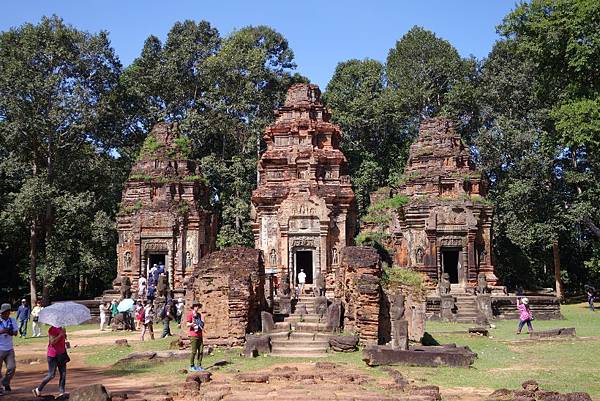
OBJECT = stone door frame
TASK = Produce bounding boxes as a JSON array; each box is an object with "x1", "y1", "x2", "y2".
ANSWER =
[
  {"x1": 291, "y1": 246, "x2": 316, "y2": 287},
  {"x1": 438, "y1": 245, "x2": 467, "y2": 287}
]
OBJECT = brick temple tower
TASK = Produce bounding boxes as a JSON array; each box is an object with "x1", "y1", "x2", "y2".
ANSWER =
[
  {"x1": 114, "y1": 122, "x2": 217, "y2": 295},
  {"x1": 392, "y1": 117, "x2": 496, "y2": 288},
  {"x1": 251, "y1": 83, "x2": 356, "y2": 291}
]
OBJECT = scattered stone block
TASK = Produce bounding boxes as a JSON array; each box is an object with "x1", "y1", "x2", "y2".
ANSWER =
[
  {"x1": 468, "y1": 327, "x2": 489, "y2": 336},
  {"x1": 235, "y1": 373, "x2": 269, "y2": 383},
  {"x1": 529, "y1": 327, "x2": 576, "y2": 338},
  {"x1": 329, "y1": 335, "x2": 358, "y2": 352},
  {"x1": 362, "y1": 344, "x2": 477, "y2": 367},
  {"x1": 114, "y1": 339, "x2": 129, "y2": 346},
  {"x1": 69, "y1": 384, "x2": 111, "y2": 401},
  {"x1": 522, "y1": 380, "x2": 539, "y2": 392},
  {"x1": 186, "y1": 371, "x2": 212, "y2": 383},
  {"x1": 314, "y1": 361, "x2": 338, "y2": 370},
  {"x1": 325, "y1": 300, "x2": 342, "y2": 332}
]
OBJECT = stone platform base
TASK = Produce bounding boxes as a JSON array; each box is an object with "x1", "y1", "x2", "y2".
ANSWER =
[
  {"x1": 427, "y1": 294, "x2": 561, "y2": 321},
  {"x1": 362, "y1": 344, "x2": 477, "y2": 367}
]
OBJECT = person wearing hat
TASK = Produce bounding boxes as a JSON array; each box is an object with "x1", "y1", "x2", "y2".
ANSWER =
[
  {"x1": 186, "y1": 301, "x2": 204, "y2": 371},
  {"x1": 16, "y1": 299, "x2": 30, "y2": 338},
  {"x1": 0, "y1": 303, "x2": 18, "y2": 394},
  {"x1": 516, "y1": 297, "x2": 534, "y2": 334}
]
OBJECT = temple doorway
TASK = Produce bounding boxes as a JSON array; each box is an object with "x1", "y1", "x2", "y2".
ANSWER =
[
  {"x1": 294, "y1": 250, "x2": 314, "y2": 285},
  {"x1": 148, "y1": 253, "x2": 166, "y2": 269},
  {"x1": 442, "y1": 249, "x2": 460, "y2": 284}
]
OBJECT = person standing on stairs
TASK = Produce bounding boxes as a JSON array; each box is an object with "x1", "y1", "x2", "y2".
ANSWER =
[{"x1": 297, "y1": 269, "x2": 307, "y2": 296}]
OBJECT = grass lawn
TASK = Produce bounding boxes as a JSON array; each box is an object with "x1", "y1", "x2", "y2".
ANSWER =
[{"x1": 76, "y1": 303, "x2": 599, "y2": 397}]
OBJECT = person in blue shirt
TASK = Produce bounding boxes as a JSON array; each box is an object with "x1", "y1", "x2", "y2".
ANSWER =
[
  {"x1": 157, "y1": 263, "x2": 165, "y2": 276},
  {"x1": 0, "y1": 303, "x2": 18, "y2": 394},
  {"x1": 16, "y1": 299, "x2": 30, "y2": 338}
]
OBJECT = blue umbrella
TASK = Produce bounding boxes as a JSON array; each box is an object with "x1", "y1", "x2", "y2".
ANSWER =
[
  {"x1": 117, "y1": 298, "x2": 135, "y2": 313},
  {"x1": 38, "y1": 302, "x2": 91, "y2": 327}
]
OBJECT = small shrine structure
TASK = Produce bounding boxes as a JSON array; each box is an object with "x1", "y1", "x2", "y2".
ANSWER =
[
  {"x1": 113, "y1": 122, "x2": 216, "y2": 295},
  {"x1": 251, "y1": 83, "x2": 356, "y2": 292},
  {"x1": 391, "y1": 117, "x2": 496, "y2": 289}
]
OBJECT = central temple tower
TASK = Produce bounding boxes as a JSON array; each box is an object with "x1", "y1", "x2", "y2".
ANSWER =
[{"x1": 252, "y1": 84, "x2": 356, "y2": 291}]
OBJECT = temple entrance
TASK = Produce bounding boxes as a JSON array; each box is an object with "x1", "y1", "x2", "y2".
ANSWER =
[
  {"x1": 294, "y1": 250, "x2": 314, "y2": 285},
  {"x1": 148, "y1": 253, "x2": 166, "y2": 269},
  {"x1": 441, "y1": 249, "x2": 460, "y2": 284}
]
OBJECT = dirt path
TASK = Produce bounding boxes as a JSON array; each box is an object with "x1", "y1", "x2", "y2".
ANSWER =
[{"x1": 8, "y1": 330, "x2": 156, "y2": 400}]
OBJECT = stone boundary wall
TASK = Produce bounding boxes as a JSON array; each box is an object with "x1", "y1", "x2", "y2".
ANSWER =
[{"x1": 185, "y1": 247, "x2": 265, "y2": 346}]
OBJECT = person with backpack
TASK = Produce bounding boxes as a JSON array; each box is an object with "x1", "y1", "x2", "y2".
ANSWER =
[
  {"x1": 516, "y1": 297, "x2": 534, "y2": 335},
  {"x1": 160, "y1": 301, "x2": 174, "y2": 338},
  {"x1": 109, "y1": 300, "x2": 118, "y2": 328},
  {"x1": 186, "y1": 302, "x2": 204, "y2": 371}
]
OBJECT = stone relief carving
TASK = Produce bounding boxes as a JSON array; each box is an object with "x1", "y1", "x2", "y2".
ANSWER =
[
  {"x1": 291, "y1": 236, "x2": 316, "y2": 248},
  {"x1": 269, "y1": 249, "x2": 277, "y2": 266},
  {"x1": 186, "y1": 251, "x2": 192, "y2": 268},
  {"x1": 332, "y1": 247, "x2": 339, "y2": 265},
  {"x1": 415, "y1": 247, "x2": 424, "y2": 264},
  {"x1": 144, "y1": 241, "x2": 169, "y2": 252},
  {"x1": 124, "y1": 251, "x2": 132, "y2": 271}
]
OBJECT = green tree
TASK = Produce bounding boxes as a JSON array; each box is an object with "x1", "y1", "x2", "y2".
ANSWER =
[{"x1": 0, "y1": 16, "x2": 124, "y2": 303}]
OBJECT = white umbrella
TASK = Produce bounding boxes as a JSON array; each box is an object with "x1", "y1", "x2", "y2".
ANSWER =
[
  {"x1": 117, "y1": 298, "x2": 135, "y2": 313},
  {"x1": 38, "y1": 302, "x2": 91, "y2": 327}
]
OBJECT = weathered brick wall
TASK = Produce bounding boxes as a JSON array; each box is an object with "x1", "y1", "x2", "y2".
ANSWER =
[
  {"x1": 339, "y1": 246, "x2": 382, "y2": 345},
  {"x1": 185, "y1": 247, "x2": 265, "y2": 346}
]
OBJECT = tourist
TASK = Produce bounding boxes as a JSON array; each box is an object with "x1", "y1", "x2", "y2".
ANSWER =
[
  {"x1": 99, "y1": 302, "x2": 107, "y2": 331},
  {"x1": 147, "y1": 284, "x2": 156, "y2": 303},
  {"x1": 110, "y1": 299, "x2": 119, "y2": 328},
  {"x1": 151, "y1": 264, "x2": 160, "y2": 284},
  {"x1": 186, "y1": 301, "x2": 204, "y2": 371},
  {"x1": 0, "y1": 303, "x2": 18, "y2": 395},
  {"x1": 297, "y1": 269, "x2": 306, "y2": 296},
  {"x1": 585, "y1": 285, "x2": 596, "y2": 311},
  {"x1": 16, "y1": 299, "x2": 30, "y2": 338},
  {"x1": 32, "y1": 326, "x2": 69, "y2": 398},
  {"x1": 31, "y1": 300, "x2": 43, "y2": 337},
  {"x1": 138, "y1": 276, "x2": 147, "y2": 299},
  {"x1": 141, "y1": 302, "x2": 154, "y2": 341},
  {"x1": 516, "y1": 297, "x2": 534, "y2": 334},
  {"x1": 176, "y1": 298, "x2": 185, "y2": 326},
  {"x1": 158, "y1": 262, "x2": 165, "y2": 276},
  {"x1": 135, "y1": 300, "x2": 144, "y2": 330},
  {"x1": 160, "y1": 301, "x2": 174, "y2": 338}
]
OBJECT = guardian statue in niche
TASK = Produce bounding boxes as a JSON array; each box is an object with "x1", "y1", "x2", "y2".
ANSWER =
[{"x1": 269, "y1": 249, "x2": 277, "y2": 266}]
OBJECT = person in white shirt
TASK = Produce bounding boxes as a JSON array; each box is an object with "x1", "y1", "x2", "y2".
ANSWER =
[
  {"x1": 99, "y1": 302, "x2": 107, "y2": 331},
  {"x1": 138, "y1": 277, "x2": 147, "y2": 299},
  {"x1": 176, "y1": 298, "x2": 185, "y2": 327},
  {"x1": 31, "y1": 300, "x2": 44, "y2": 337},
  {"x1": 0, "y1": 303, "x2": 18, "y2": 394},
  {"x1": 297, "y1": 269, "x2": 307, "y2": 296}
]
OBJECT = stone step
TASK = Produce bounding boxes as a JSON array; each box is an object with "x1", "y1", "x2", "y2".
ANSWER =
[
  {"x1": 284, "y1": 315, "x2": 322, "y2": 323},
  {"x1": 293, "y1": 322, "x2": 328, "y2": 332},
  {"x1": 271, "y1": 341, "x2": 329, "y2": 351},
  {"x1": 272, "y1": 335, "x2": 330, "y2": 345},
  {"x1": 270, "y1": 349, "x2": 328, "y2": 358}
]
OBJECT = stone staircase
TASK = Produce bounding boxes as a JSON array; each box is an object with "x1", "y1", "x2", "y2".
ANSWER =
[
  {"x1": 270, "y1": 296, "x2": 330, "y2": 358},
  {"x1": 453, "y1": 293, "x2": 479, "y2": 323}
]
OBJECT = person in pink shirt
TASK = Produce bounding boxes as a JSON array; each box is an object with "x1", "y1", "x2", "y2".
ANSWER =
[
  {"x1": 32, "y1": 326, "x2": 69, "y2": 397},
  {"x1": 516, "y1": 297, "x2": 534, "y2": 334}
]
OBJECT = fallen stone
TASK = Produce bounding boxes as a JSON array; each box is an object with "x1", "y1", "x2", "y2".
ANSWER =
[
  {"x1": 243, "y1": 334, "x2": 270, "y2": 357},
  {"x1": 235, "y1": 373, "x2": 269, "y2": 383},
  {"x1": 115, "y1": 339, "x2": 129, "y2": 346},
  {"x1": 488, "y1": 388, "x2": 513, "y2": 398},
  {"x1": 381, "y1": 367, "x2": 409, "y2": 388},
  {"x1": 177, "y1": 368, "x2": 188, "y2": 374},
  {"x1": 468, "y1": 327, "x2": 489, "y2": 336},
  {"x1": 362, "y1": 344, "x2": 477, "y2": 367},
  {"x1": 69, "y1": 384, "x2": 111, "y2": 401},
  {"x1": 411, "y1": 385, "x2": 441, "y2": 401},
  {"x1": 314, "y1": 361, "x2": 338, "y2": 370},
  {"x1": 186, "y1": 371, "x2": 212, "y2": 383},
  {"x1": 202, "y1": 390, "x2": 231, "y2": 401},
  {"x1": 329, "y1": 335, "x2": 358, "y2": 352},
  {"x1": 529, "y1": 327, "x2": 576, "y2": 339},
  {"x1": 521, "y1": 380, "x2": 539, "y2": 392},
  {"x1": 183, "y1": 381, "x2": 200, "y2": 391}
]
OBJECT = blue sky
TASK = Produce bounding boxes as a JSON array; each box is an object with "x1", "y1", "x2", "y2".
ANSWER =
[{"x1": 1, "y1": 1, "x2": 516, "y2": 89}]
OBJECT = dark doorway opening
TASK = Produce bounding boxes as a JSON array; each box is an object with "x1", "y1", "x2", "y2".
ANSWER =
[
  {"x1": 442, "y1": 249, "x2": 460, "y2": 284},
  {"x1": 149, "y1": 254, "x2": 166, "y2": 270},
  {"x1": 296, "y1": 251, "x2": 313, "y2": 284}
]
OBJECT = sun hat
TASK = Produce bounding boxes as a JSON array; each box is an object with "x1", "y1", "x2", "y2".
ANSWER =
[
  {"x1": 0, "y1": 303, "x2": 11, "y2": 313},
  {"x1": 521, "y1": 297, "x2": 529, "y2": 305}
]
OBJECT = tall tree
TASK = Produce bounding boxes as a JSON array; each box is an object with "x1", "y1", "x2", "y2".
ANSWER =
[{"x1": 0, "y1": 16, "x2": 123, "y2": 304}]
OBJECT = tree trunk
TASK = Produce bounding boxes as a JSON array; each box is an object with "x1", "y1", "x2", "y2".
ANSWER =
[
  {"x1": 29, "y1": 219, "x2": 38, "y2": 306},
  {"x1": 552, "y1": 240, "x2": 563, "y2": 300}
]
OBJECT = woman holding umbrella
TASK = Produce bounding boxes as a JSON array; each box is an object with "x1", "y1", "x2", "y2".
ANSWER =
[
  {"x1": 32, "y1": 301, "x2": 91, "y2": 398},
  {"x1": 32, "y1": 325, "x2": 68, "y2": 397}
]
